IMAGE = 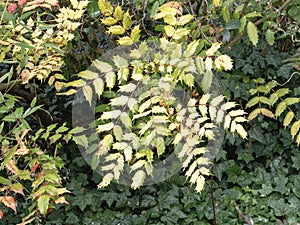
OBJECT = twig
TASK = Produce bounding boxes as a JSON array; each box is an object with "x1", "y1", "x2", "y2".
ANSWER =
[
  {"x1": 187, "y1": 0, "x2": 212, "y2": 43},
  {"x1": 241, "y1": 0, "x2": 250, "y2": 16}
]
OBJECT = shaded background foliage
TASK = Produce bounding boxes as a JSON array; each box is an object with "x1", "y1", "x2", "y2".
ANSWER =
[{"x1": 0, "y1": 0, "x2": 300, "y2": 224}]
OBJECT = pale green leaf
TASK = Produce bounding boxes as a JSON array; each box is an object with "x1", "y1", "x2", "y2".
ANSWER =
[
  {"x1": 38, "y1": 195, "x2": 49, "y2": 215},
  {"x1": 173, "y1": 28, "x2": 190, "y2": 40},
  {"x1": 131, "y1": 160, "x2": 146, "y2": 171},
  {"x1": 195, "y1": 175, "x2": 205, "y2": 193},
  {"x1": 101, "y1": 163, "x2": 115, "y2": 171},
  {"x1": 248, "y1": 108, "x2": 261, "y2": 120},
  {"x1": 83, "y1": 86, "x2": 93, "y2": 105},
  {"x1": 131, "y1": 25, "x2": 141, "y2": 42},
  {"x1": 133, "y1": 110, "x2": 152, "y2": 120},
  {"x1": 114, "y1": 5, "x2": 123, "y2": 20},
  {"x1": 107, "y1": 25, "x2": 126, "y2": 35},
  {"x1": 201, "y1": 70, "x2": 213, "y2": 92},
  {"x1": 275, "y1": 101, "x2": 287, "y2": 117},
  {"x1": 173, "y1": 133, "x2": 182, "y2": 145},
  {"x1": 239, "y1": 16, "x2": 246, "y2": 33},
  {"x1": 113, "y1": 125, "x2": 123, "y2": 141},
  {"x1": 120, "y1": 112, "x2": 132, "y2": 129},
  {"x1": 291, "y1": 120, "x2": 300, "y2": 137},
  {"x1": 275, "y1": 88, "x2": 290, "y2": 98},
  {"x1": 97, "y1": 122, "x2": 114, "y2": 132},
  {"x1": 164, "y1": 14, "x2": 177, "y2": 25},
  {"x1": 236, "y1": 124, "x2": 247, "y2": 139},
  {"x1": 210, "y1": 95, "x2": 224, "y2": 106},
  {"x1": 117, "y1": 36, "x2": 133, "y2": 45},
  {"x1": 216, "y1": 109, "x2": 225, "y2": 124},
  {"x1": 93, "y1": 78, "x2": 104, "y2": 98},
  {"x1": 118, "y1": 83, "x2": 137, "y2": 93},
  {"x1": 110, "y1": 95, "x2": 129, "y2": 106},
  {"x1": 234, "y1": 116, "x2": 248, "y2": 123},
  {"x1": 229, "y1": 109, "x2": 246, "y2": 117},
  {"x1": 139, "y1": 99, "x2": 152, "y2": 113},
  {"x1": 246, "y1": 96, "x2": 259, "y2": 108},
  {"x1": 78, "y1": 70, "x2": 99, "y2": 80},
  {"x1": 189, "y1": 167, "x2": 199, "y2": 183},
  {"x1": 105, "y1": 71, "x2": 116, "y2": 89},
  {"x1": 260, "y1": 108, "x2": 274, "y2": 118},
  {"x1": 209, "y1": 106, "x2": 217, "y2": 121},
  {"x1": 165, "y1": 25, "x2": 175, "y2": 37},
  {"x1": 139, "y1": 120, "x2": 153, "y2": 135},
  {"x1": 124, "y1": 145, "x2": 132, "y2": 161},
  {"x1": 93, "y1": 59, "x2": 113, "y2": 73},
  {"x1": 221, "y1": 101, "x2": 236, "y2": 111},
  {"x1": 131, "y1": 170, "x2": 146, "y2": 189},
  {"x1": 73, "y1": 135, "x2": 89, "y2": 149},
  {"x1": 221, "y1": 6, "x2": 230, "y2": 23},
  {"x1": 101, "y1": 17, "x2": 118, "y2": 26},
  {"x1": 97, "y1": 173, "x2": 114, "y2": 188},
  {"x1": 195, "y1": 56, "x2": 205, "y2": 74},
  {"x1": 283, "y1": 111, "x2": 294, "y2": 128},
  {"x1": 100, "y1": 110, "x2": 122, "y2": 120},
  {"x1": 156, "y1": 137, "x2": 165, "y2": 157},
  {"x1": 247, "y1": 22, "x2": 258, "y2": 46},
  {"x1": 122, "y1": 12, "x2": 132, "y2": 30},
  {"x1": 284, "y1": 97, "x2": 300, "y2": 105},
  {"x1": 265, "y1": 29, "x2": 275, "y2": 45},
  {"x1": 152, "y1": 105, "x2": 167, "y2": 114},
  {"x1": 177, "y1": 14, "x2": 194, "y2": 26}
]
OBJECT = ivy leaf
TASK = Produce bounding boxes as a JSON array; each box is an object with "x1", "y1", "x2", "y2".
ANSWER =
[
  {"x1": 38, "y1": 195, "x2": 50, "y2": 215},
  {"x1": 247, "y1": 22, "x2": 258, "y2": 46}
]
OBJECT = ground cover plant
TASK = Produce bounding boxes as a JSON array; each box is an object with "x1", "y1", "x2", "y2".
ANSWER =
[{"x1": 0, "y1": 0, "x2": 299, "y2": 224}]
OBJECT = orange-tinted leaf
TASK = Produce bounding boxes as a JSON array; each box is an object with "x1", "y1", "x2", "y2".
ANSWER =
[
  {"x1": 0, "y1": 196, "x2": 17, "y2": 213},
  {"x1": 161, "y1": 1, "x2": 183, "y2": 15},
  {"x1": 0, "y1": 210, "x2": 3, "y2": 219},
  {"x1": 6, "y1": 160, "x2": 19, "y2": 175},
  {"x1": 10, "y1": 183, "x2": 25, "y2": 196}
]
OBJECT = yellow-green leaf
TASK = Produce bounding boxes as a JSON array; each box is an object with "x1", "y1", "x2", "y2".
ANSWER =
[
  {"x1": 122, "y1": 12, "x2": 132, "y2": 30},
  {"x1": 93, "y1": 59, "x2": 113, "y2": 73},
  {"x1": 37, "y1": 195, "x2": 49, "y2": 216},
  {"x1": 131, "y1": 170, "x2": 146, "y2": 189},
  {"x1": 284, "y1": 97, "x2": 300, "y2": 105},
  {"x1": 101, "y1": 17, "x2": 118, "y2": 26},
  {"x1": 248, "y1": 108, "x2": 261, "y2": 120},
  {"x1": 275, "y1": 101, "x2": 287, "y2": 117},
  {"x1": 283, "y1": 111, "x2": 294, "y2": 128},
  {"x1": 97, "y1": 122, "x2": 114, "y2": 132},
  {"x1": 83, "y1": 85, "x2": 93, "y2": 105},
  {"x1": 120, "y1": 112, "x2": 132, "y2": 129},
  {"x1": 291, "y1": 120, "x2": 300, "y2": 137},
  {"x1": 93, "y1": 78, "x2": 104, "y2": 99},
  {"x1": 246, "y1": 96, "x2": 259, "y2": 108},
  {"x1": 265, "y1": 29, "x2": 275, "y2": 45},
  {"x1": 247, "y1": 22, "x2": 258, "y2": 46},
  {"x1": 107, "y1": 25, "x2": 126, "y2": 35},
  {"x1": 114, "y1": 5, "x2": 123, "y2": 20},
  {"x1": 131, "y1": 25, "x2": 141, "y2": 42},
  {"x1": 117, "y1": 36, "x2": 133, "y2": 45},
  {"x1": 236, "y1": 124, "x2": 247, "y2": 139},
  {"x1": 98, "y1": 0, "x2": 113, "y2": 16},
  {"x1": 260, "y1": 108, "x2": 274, "y2": 118},
  {"x1": 177, "y1": 14, "x2": 194, "y2": 26}
]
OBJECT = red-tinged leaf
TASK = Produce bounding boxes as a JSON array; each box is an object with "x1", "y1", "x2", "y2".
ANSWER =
[
  {"x1": 260, "y1": 108, "x2": 274, "y2": 118},
  {"x1": 0, "y1": 196, "x2": 17, "y2": 213},
  {"x1": 10, "y1": 183, "x2": 25, "y2": 196},
  {"x1": 0, "y1": 210, "x2": 3, "y2": 219},
  {"x1": 5, "y1": 160, "x2": 19, "y2": 175}
]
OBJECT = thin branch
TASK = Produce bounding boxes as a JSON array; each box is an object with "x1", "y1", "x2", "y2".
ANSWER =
[
  {"x1": 187, "y1": 0, "x2": 212, "y2": 43},
  {"x1": 241, "y1": 0, "x2": 250, "y2": 16}
]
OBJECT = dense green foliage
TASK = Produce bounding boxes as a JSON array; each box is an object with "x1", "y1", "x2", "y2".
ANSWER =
[{"x1": 0, "y1": 0, "x2": 299, "y2": 224}]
